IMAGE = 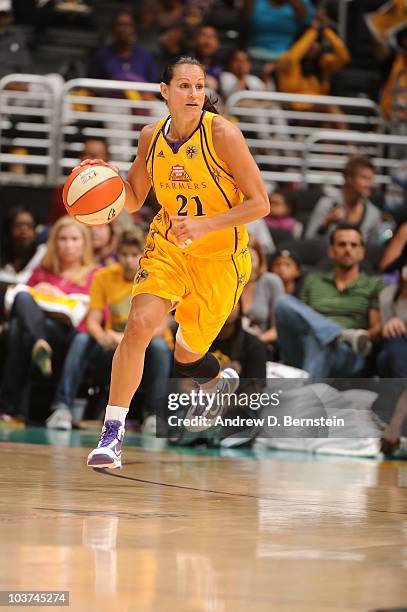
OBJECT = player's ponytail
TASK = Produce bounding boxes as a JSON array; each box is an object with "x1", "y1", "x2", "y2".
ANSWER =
[
  {"x1": 203, "y1": 95, "x2": 219, "y2": 113},
  {"x1": 162, "y1": 56, "x2": 219, "y2": 114}
]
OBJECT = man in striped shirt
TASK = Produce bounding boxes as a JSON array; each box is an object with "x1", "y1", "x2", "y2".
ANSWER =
[{"x1": 274, "y1": 223, "x2": 385, "y2": 377}]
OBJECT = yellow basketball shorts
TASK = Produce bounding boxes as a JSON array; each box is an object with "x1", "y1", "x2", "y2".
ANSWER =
[{"x1": 132, "y1": 230, "x2": 251, "y2": 354}]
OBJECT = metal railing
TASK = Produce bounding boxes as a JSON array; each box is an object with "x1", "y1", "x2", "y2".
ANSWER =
[
  {"x1": 302, "y1": 130, "x2": 407, "y2": 186},
  {"x1": 0, "y1": 74, "x2": 61, "y2": 185},
  {"x1": 225, "y1": 89, "x2": 384, "y2": 185},
  {"x1": 58, "y1": 78, "x2": 164, "y2": 181},
  {"x1": 0, "y1": 74, "x2": 405, "y2": 189}
]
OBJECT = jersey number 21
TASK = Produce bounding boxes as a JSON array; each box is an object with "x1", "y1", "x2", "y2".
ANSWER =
[{"x1": 176, "y1": 194, "x2": 206, "y2": 217}]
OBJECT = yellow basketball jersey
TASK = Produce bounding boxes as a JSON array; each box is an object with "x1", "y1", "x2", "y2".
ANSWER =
[{"x1": 146, "y1": 111, "x2": 248, "y2": 259}]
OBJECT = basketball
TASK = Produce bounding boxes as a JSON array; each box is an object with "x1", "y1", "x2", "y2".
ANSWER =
[{"x1": 62, "y1": 163, "x2": 126, "y2": 226}]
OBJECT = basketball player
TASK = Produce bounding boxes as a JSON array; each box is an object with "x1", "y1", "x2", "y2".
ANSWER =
[{"x1": 86, "y1": 56, "x2": 269, "y2": 468}]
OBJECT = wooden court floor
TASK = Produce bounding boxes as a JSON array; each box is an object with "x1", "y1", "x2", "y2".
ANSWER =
[{"x1": 0, "y1": 438, "x2": 406, "y2": 612}]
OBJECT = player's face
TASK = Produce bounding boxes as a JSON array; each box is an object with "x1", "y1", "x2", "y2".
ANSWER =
[
  {"x1": 56, "y1": 224, "x2": 85, "y2": 265},
  {"x1": 118, "y1": 245, "x2": 142, "y2": 277},
  {"x1": 162, "y1": 64, "x2": 206, "y2": 116}
]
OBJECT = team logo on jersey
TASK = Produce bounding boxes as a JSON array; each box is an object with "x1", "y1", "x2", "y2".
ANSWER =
[
  {"x1": 158, "y1": 150, "x2": 165, "y2": 158},
  {"x1": 169, "y1": 165, "x2": 191, "y2": 181},
  {"x1": 185, "y1": 144, "x2": 198, "y2": 160},
  {"x1": 134, "y1": 268, "x2": 149, "y2": 285}
]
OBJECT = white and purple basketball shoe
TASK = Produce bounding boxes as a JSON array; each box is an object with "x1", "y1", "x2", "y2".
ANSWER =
[
  {"x1": 87, "y1": 420, "x2": 124, "y2": 469},
  {"x1": 184, "y1": 368, "x2": 240, "y2": 433}
]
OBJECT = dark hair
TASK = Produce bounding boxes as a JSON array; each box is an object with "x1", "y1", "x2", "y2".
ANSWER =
[
  {"x1": 343, "y1": 155, "x2": 375, "y2": 179},
  {"x1": 329, "y1": 222, "x2": 365, "y2": 246},
  {"x1": 270, "y1": 189, "x2": 296, "y2": 214},
  {"x1": 271, "y1": 249, "x2": 301, "y2": 270},
  {"x1": 0, "y1": 206, "x2": 37, "y2": 269},
  {"x1": 162, "y1": 56, "x2": 219, "y2": 114},
  {"x1": 118, "y1": 226, "x2": 145, "y2": 252},
  {"x1": 113, "y1": 10, "x2": 136, "y2": 27}
]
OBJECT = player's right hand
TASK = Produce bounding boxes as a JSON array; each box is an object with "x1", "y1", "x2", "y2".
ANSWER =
[{"x1": 74, "y1": 159, "x2": 120, "y2": 175}]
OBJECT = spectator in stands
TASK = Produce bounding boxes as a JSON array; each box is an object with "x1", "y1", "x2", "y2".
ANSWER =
[
  {"x1": 305, "y1": 155, "x2": 383, "y2": 245},
  {"x1": 242, "y1": 0, "x2": 314, "y2": 60},
  {"x1": 377, "y1": 246, "x2": 407, "y2": 377},
  {"x1": 220, "y1": 48, "x2": 287, "y2": 147},
  {"x1": 270, "y1": 249, "x2": 302, "y2": 296},
  {"x1": 246, "y1": 218, "x2": 275, "y2": 256},
  {"x1": 192, "y1": 24, "x2": 223, "y2": 91},
  {"x1": 0, "y1": 207, "x2": 46, "y2": 286},
  {"x1": 156, "y1": 0, "x2": 184, "y2": 31},
  {"x1": 89, "y1": 224, "x2": 117, "y2": 267},
  {"x1": 277, "y1": 11, "x2": 350, "y2": 98},
  {"x1": 220, "y1": 49, "x2": 269, "y2": 100},
  {"x1": 380, "y1": 220, "x2": 407, "y2": 272},
  {"x1": 0, "y1": 0, "x2": 31, "y2": 79},
  {"x1": 87, "y1": 11, "x2": 158, "y2": 84},
  {"x1": 381, "y1": 27, "x2": 407, "y2": 122},
  {"x1": 154, "y1": 25, "x2": 187, "y2": 76},
  {"x1": 0, "y1": 217, "x2": 98, "y2": 424},
  {"x1": 240, "y1": 236, "x2": 284, "y2": 355},
  {"x1": 266, "y1": 189, "x2": 302, "y2": 238},
  {"x1": 275, "y1": 224, "x2": 385, "y2": 377}
]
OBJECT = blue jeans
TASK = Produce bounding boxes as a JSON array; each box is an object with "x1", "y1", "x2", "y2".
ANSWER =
[
  {"x1": 377, "y1": 335, "x2": 407, "y2": 378},
  {"x1": 274, "y1": 294, "x2": 365, "y2": 377},
  {"x1": 0, "y1": 292, "x2": 77, "y2": 416},
  {"x1": 52, "y1": 332, "x2": 93, "y2": 409},
  {"x1": 52, "y1": 334, "x2": 172, "y2": 418}
]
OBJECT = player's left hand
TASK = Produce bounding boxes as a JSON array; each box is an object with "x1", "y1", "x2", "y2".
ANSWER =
[{"x1": 170, "y1": 216, "x2": 211, "y2": 246}]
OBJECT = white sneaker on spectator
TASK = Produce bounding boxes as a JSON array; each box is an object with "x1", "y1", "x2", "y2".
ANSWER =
[
  {"x1": 141, "y1": 415, "x2": 157, "y2": 436},
  {"x1": 46, "y1": 405, "x2": 72, "y2": 430},
  {"x1": 339, "y1": 329, "x2": 372, "y2": 357}
]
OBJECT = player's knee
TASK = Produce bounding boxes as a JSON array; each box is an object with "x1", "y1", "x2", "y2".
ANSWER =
[{"x1": 126, "y1": 308, "x2": 157, "y2": 344}]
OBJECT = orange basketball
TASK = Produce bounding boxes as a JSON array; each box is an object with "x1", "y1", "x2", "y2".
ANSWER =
[{"x1": 62, "y1": 163, "x2": 126, "y2": 226}]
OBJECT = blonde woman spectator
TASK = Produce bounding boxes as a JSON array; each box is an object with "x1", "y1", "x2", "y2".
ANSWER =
[{"x1": 0, "y1": 217, "x2": 98, "y2": 425}]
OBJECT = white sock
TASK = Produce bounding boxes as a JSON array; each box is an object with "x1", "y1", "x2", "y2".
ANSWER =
[{"x1": 104, "y1": 405, "x2": 128, "y2": 426}]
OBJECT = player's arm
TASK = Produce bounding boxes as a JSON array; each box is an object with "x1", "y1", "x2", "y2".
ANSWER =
[
  {"x1": 123, "y1": 123, "x2": 156, "y2": 213},
  {"x1": 209, "y1": 117, "x2": 270, "y2": 228},
  {"x1": 79, "y1": 123, "x2": 155, "y2": 214}
]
